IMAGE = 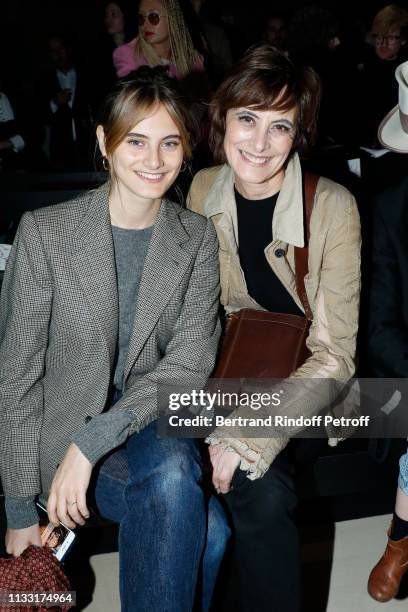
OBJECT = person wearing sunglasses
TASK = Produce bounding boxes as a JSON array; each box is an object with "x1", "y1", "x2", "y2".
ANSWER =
[{"x1": 113, "y1": 0, "x2": 204, "y2": 80}]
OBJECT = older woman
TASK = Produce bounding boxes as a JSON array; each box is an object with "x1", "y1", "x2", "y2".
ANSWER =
[{"x1": 188, "y1": 45, "x2": 361, "y2": 611}]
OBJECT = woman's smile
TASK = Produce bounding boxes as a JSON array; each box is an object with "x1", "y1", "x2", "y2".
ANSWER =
[
  {"x1": 239, "y1": 150, "x2": 271, "y2": 166},
  {"x1": 223, "y1": 105, "x2": 297, "y2": 197},
  {"x1": 134, "y1": 170, "x2": 166, "y2": 182}
]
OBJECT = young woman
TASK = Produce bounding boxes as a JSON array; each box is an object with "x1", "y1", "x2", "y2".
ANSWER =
[
  {"x1": 188, "y1": 45, "x2": 361, "y2": 611},
  {"x1": 113, "y1": 0, "x2": 204, "y2": 79},
  {"x1": 0, "y1": 66, "x2": 228, "y2": 612}
]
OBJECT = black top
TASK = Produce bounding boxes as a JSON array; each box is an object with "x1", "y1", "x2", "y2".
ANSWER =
[{"x1": 235, "y1": 187, "x2": 303, "y2": 316}]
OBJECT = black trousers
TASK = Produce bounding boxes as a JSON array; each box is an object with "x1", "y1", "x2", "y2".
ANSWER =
[{"x1": 219, "y1": 439, "x2": 326, "y2": 612}]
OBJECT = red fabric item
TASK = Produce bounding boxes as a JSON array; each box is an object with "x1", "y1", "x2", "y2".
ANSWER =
[{"x1": 0, "y1": 545, "x2": 71, "y2": 611}]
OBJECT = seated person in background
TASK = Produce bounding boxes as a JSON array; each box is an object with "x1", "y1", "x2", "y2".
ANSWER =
[
  {"x1": 90, "y1": 2, "x2": 137, "y2": 107},
  {"x1": 367, "y1": 59, "x2": 408, "y2": 603},
  {"x1": 104, "y1": 1, "x2": 130, "y2": 49},
  {"x1": 0, "y1": 85, "x2": 25, "y2": 172},
  {"x1": 360, "y1": 4, "x2": 408, "y2": 148},
  {"x1": 42, "y1": 33, "x2": 93, "y2": 170},
  {"x1": 113, "y1": 0, "x2": 205, "y2": 80},
  {"x1": 263, "y1": 11, "x2": 288, "y2": 52},
  {"x1": 99, "y1": 1, "x2": 137, "y2": 92},
  {"x1": 190, "y1": 0, "x2": 233, "y2": 83},
  {"x1": 287, "y1": 5, "x2": 362, "y2": 149}
]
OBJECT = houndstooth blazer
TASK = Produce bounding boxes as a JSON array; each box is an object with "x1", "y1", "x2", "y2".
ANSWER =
[{"x1": 0, "y1": 183, "x2": 220, "y2": 498}]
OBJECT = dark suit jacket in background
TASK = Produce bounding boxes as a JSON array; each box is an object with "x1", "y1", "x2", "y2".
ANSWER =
[
  {"x1": 369, "y1": 177, "x2": 408, "y2": 378},
  {"x1": 42, "y1": 66, "x2": 94, "y2": 170},
  {"x1": 0, "y1": 185, "x2": 220, "y2": 499}
]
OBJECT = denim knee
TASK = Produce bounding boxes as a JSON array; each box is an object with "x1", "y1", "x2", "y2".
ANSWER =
[
  {"x1": 125, "y1": 446, "x2": 204, "y2": 513},
  {"x1": 207, "y1": 496, "x2": 231, "y2": 556}
]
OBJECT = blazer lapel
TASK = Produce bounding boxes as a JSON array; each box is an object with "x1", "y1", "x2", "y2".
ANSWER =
[
  {"x1": 123, "y1": 200, "x2": 192, "y2": 382},
  {"x1": 72, "y1": 185, "x2": 118, "y2": 367}
]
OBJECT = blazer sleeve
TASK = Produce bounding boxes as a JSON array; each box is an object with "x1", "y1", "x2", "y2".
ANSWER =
[
  {"x1": 368, "y1": 198, "x2": 408, "y2": 377},
  {"x1": 0, "y1": 212, "x2": 52, "y2": 498},
  {"x1": 91, "y1": 218, "x2": 221, "y2": 452}
]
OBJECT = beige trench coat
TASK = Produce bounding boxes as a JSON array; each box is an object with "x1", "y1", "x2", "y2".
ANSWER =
[{"x1": 187, "y1": 153, "x2": 362, "y2": 479}]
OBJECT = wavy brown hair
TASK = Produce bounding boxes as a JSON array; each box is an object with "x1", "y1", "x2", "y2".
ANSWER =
[{"x1": 209, "y1": 44, "x2": 321, "y2": 164}]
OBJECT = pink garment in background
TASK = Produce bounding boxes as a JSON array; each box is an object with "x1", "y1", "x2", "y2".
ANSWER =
[{"x1": 112, "y1": 37, "x2": 204, "y2": 79}]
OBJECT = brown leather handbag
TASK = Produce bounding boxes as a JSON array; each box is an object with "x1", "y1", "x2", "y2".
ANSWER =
[{"x1": 212, "y1": 172, "x2": 319, "y2": 380}]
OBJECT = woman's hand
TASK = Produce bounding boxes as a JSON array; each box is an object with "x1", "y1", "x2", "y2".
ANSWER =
[
  {"x1": 209, "y1": 444, "x2": 241, "y2": 494},
  {"x1": 47, "y1": 443, "x2": 92, "y2": 529},
  {"x1": 5, "y1": 524, "x2": 41, "y2": 557}
]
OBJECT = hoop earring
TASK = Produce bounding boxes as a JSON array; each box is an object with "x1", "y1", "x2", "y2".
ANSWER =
[
  {"x1": 102, "y1": 157, "x2": 110, "y2": 171},
  {"x1": 180, "y1": 160, "x2": 187, "y2": 173}
]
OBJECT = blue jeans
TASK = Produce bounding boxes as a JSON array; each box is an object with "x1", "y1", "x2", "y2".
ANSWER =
[
  {"x1": 94, "y1": 421, "x2": 229, "y2": 612},
  {"x1": 399, "y1": 446, "x2": 408, "y2": 495}
]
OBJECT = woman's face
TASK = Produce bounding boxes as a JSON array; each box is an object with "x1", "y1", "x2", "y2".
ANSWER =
[
  {"x1": 138, "y1": 0, "x2": 169, "y2": 46},
  {"x1": 374, "y1": 27, "x2": 405, "y2": 61},
  {"x1": 223, "y1": 104, "x2": 297, "y2": 193},
  {"x1": 99, "y1": 104, "x2": 184, "y2": 203},
  {"x1": 105, "y1": 3, "x2": 125, "y2": 35}
]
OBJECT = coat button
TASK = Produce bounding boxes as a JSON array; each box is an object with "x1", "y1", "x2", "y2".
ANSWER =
[
  {"x1": 274, "y1": 248, "x2": 285, "y2": 258},
  {"x1": 85, "y1": 415, "x2": 92, "y2": 423}
]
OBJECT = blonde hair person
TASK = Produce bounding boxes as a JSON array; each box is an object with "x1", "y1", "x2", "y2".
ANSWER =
[
  {"x1": 360, "y1": 5, "x2": 408, "y2": 147},
  {"x1": 370, "y1": 4, "x2": 408, "y2": 62},
  {"x1": 113, "y1": 0, "x2": 204, "y2": 79}
]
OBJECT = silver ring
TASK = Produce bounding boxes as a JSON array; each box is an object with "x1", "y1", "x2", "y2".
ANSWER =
[{"x1": 68, "y1": 500, "x2": 77, "y2": 506}]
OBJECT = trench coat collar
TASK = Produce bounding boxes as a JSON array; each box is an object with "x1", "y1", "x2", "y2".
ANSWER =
[{"x1": 202, "y1": 153, "x2": 305, "y2": 248}]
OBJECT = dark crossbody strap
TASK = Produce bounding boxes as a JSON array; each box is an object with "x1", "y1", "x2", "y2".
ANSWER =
[{"x1": 294, "y1": 171, "x2": 319, "y2": 322}]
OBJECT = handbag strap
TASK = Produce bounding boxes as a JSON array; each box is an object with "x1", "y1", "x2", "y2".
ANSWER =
[{"x1": 294, "y1": 171, "x2": 319, "y2": 321}]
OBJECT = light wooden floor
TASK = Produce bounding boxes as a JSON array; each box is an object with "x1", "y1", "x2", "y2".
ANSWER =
[{"x1": 82, "y1": 514, "x2": 408, "y2": 611}]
